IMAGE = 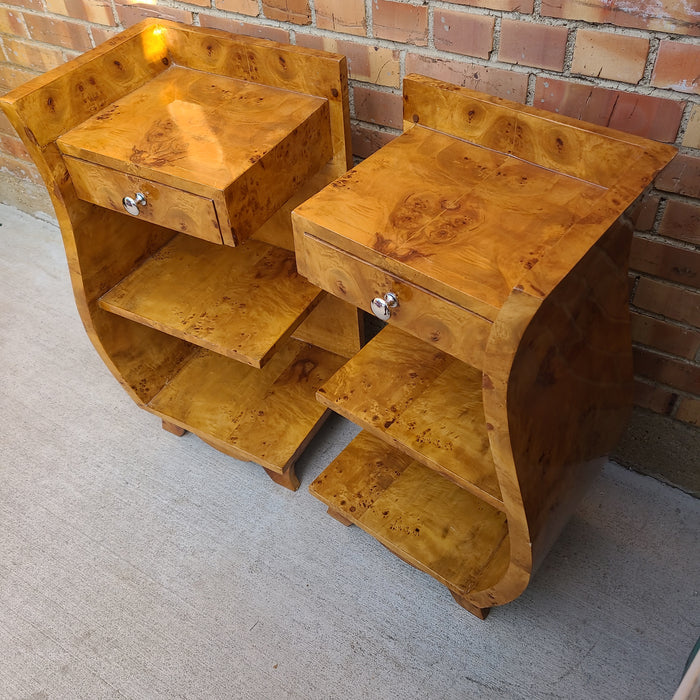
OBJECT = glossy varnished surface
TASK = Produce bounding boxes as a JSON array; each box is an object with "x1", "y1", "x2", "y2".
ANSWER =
[
  {"x1": 310, "y1": 431, "x2": 508, "y2": 594},
  {"x1": 294, "y1": 230, "x2": 492, "y2": 368},
  {"x1": 58, "y1": 65, "x2": 332, "y2": 244},
  {"x1": 317, "y1": 325, "x2": 502, "y2": 507},
  {"x1": 296, "y1": 74, "x2": 678, "y2": 613},
  {"x1": 99, "y1": 235, "x2": 323, "y2": 369},
  {"x1": 64, "y1": 155, "x2": 223, "y2": 244},
  {"x1": 148, "y1": 340, "x2": 346, "y2": 477},
  {"x1": 0, "y1": 19, "x2": 360, "y2": 489},
  {"x1": 294, "y1": 124, "x2": 607, "y2": 315}
]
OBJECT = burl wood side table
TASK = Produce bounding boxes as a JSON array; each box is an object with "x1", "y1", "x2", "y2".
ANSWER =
[
  {"x1": 292, "y1": 74, "x2": 676, "y2": 617},
  {"x1": 1, "y1": 19, "x2": 362, "y2": 490}
]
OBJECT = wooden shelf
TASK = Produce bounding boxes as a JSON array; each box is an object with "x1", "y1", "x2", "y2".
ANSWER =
[
  {"x1": 147, "y1": 339, "x2": 346, "y2": 475},
  {"x1": 310, "y1": 431, "x2": 508, "y2": 594},
  {"x1": 316, "y1": 324, "x2": 503, "y2": 509},
  {"x1": 99, "y1": 235, "x2": 324, "y2": 369}
]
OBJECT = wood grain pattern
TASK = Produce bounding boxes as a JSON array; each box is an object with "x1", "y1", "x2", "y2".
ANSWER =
[
  {"x1": 310, "y1": 431, "x2": 508, "y2": 594},
  {"x1": 403, "y1": 73, "x2": 678, "y2": 187},
  {"x1": 317, "y1": 325, "x2": 502, "y2": 507},
  {"x1": 292, "y1": 293, "x2": 364, "y2": 359},
  {"x1": 58, "y1": 65, "x2": 332, "y2": 245},
  {"x1": 148, "y1": 340, "x2": 346, "y2": 480},
  {"x1": 294, "y1": 123, "x2": 607, "y2": 314},
  {"x1": 0, "y1": 19, "x2": 169, "y2": 149},
  {"x1": 164, "y1": 21, "x2": 353, "y2": 171},
  {"x1": 1, "y1": 20, "x2": 357, "y2": 488},
  {"x1": 64, "y1": 156, "x2": 223, "y2": 244},
  {"x1": 100, "y1": 235, "x2": 323, "y2": 369},
  {"x1": 298, "y1": 73, "x2": 677, "y2": 613},
  {"x1": 294, "y1": 226, "x2": 492, "y2": 369}
]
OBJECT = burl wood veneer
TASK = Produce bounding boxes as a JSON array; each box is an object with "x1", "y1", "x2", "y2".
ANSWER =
[
  {"x1": 0, "y1": 19, "x2": 363, "y2": 490},
  {"x1": 292, "y1": 74, "x2": 677, "y2": 617}
]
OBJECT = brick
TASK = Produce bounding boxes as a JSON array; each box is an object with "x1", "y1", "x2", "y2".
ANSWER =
[
  {"x1": 373, "y1": 0, "x2": 427, "y2": 46},
  {"x1": 499, "y1": 19, "x2": 567, "y2": 71},
  {"x1": 447, "y1": 0, "x2": 533, "y2": 11},
  {"x1": 682, "y1": 105, "x2": 700, "y2": 149},
  {"x1": 571, "y1": 29, "x2": 648, "y2": 84},
  {"x1": 651, "y1": 41, "x2": 700, "y2": 95},
  {"x1": 630, "y1": 237, "x2": 700, "y2": 288},
  {"x1": 655, "y1": 154, "x2": 700, "y2": 199},
  {"x1": 2, "y1": 0, "x2": 42, "y2": 11},
  {"x1": 199, "y1": 15, "x2": 290, "y2": 43},
  {"x1": 0, "y1": 110, "x2": 16, "y2": 136},
  {"x1": 0, "y1": 152, "x2": 42, "y2": 185},
  {"x1": 633, "y1": 347, "x2": 700, "y2": 395},
  {"x1": 406, "y1": 53, "x2": 528, "y2": 103},
  {"x1": 45, "y1": 0, "x2": 117, "y2": 26},
  {"x1": 634, "y1": 276, "x2": 700, "y2": 327},
  {"x1": 114, "y1": 2, "x2": 193, "y2": 27},
  {"x1": 0, "y1": 62, "x2": 38, "y2": 91},
  {"x1": 676, "y1": 397, "x2": 700, "y2": 426},
  {"x1": 533, "y1": 77, "x2": 684, "y2": 143},
  {"x1": 297, "y1": 35, "x2": 400, "y2": 88},
  {"x1": 631, "y1": 312, "x2": 700, "y2": 360},
  {"x1": 434, "y1": 10, "x2": 494, "y2": 60},
  {"x1": 0, "y1": 132, "x2": 30, "y2": 160},
  {"x1": 23, "y1": 14, "x2": 92, "y2": 51},
  {"x1": 630, "y1": 195, "x2": 659, "y2": 232},
  {"x1": 633, "y1": 379, "x2": 677, "y2": 415},
  {"x1": 351, "y1": 122, "x2": 396, "y2": 159},
  {"x1": 659, "y1": 199, "x2": 700, "y2": 246},
  {"x1": 2, "y1": 37, "x2": 65, "y2": 71},
  {"x1": 315, "y1": 0, "x2": 366, "y2": 36},
  {"x1": 262, "y1": 0, "x2": 311, "y2": 25},
  {"x1": 541, "y1": 0, "x2": 699, "y2": 39},
  {"x1": 0, "y1": 7, "x2": 28, "y2": 37},
  {"x1": 215, "y1": 0, "x2": 259, "y2": 13},
  {"x1": 91, "y1": 26, "x2": 120, "y2": 46},
  {"x1": 353, "y1": 85, "x2": 402, "y2": 129}
]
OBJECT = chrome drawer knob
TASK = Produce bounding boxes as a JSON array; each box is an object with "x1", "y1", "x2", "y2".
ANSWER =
[
  {"x1": 371, "y1": 292, "x2": 398, "y2": 321},
  {"x1": 122, "y1": 192, "x2": 147, "y2": 216}
]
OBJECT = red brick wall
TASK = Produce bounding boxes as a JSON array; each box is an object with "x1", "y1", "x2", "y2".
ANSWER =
[{"x1": 0, "y1": 0, "x2": 698, "y2": 431}]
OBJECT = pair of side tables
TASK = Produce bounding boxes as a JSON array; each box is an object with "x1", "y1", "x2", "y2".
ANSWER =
[{"x1": 1, "y1": 19, "x2": 675, "y2": 618}]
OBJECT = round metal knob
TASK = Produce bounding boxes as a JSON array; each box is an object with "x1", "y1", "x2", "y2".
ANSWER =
[
  {"x1": 122, "y1": 192, "x2": 147, "y2": 216},
  {"x1": 370, "y1": 292, "x2": 399, "y2": 321}
]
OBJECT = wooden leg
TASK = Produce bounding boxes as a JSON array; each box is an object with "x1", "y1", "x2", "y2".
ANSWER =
[
  {"x1": 326, "y1": 507, "x2": 353, "y2": 526},
  {"x1": 162, "y1": 419, "x2": 186, "y2": 436},
  {"x1": 449, "y1": 589, "x2": 490, "y2": 620},
  {"x1": 263, "y1": 464, "x2": 300, "y2": 491}
]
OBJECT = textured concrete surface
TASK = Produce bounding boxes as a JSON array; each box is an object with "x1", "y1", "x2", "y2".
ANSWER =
[{"x1": 1, "y1": 202, "x2": 699, "y2": 699}]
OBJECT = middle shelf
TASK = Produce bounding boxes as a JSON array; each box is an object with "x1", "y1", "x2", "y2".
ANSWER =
[
  {"x1": 316, "y1": 324, "x2": 503, "y2": 509},
  {"x1": 99, "y1": 234, "x2": 324, "y2": 369}
]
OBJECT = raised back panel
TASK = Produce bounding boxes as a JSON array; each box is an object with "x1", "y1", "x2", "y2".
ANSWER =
[
  {"x1": 403, "y1": 74, "x2": 675, "y2": 190},
  {"x1": 3, "y1": 20, "x2": 169, "y2": 149}
]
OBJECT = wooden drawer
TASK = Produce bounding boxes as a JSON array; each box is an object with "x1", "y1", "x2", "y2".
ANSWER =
[
  {"x1": 64, "y1": 155, "x2": 222, "y2": 244},
  {"x1": 296, "y1": 231, "x2": 491, "y2": 370}
]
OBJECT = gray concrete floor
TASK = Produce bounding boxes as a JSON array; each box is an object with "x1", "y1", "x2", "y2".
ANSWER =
[{"x1": 0, "y1": 201, "x2": 698, "y2": 699}]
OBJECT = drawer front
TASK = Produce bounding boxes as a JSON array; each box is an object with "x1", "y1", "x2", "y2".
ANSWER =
[
  {"x1": 64, "y1": 156, "x2": 222, "y2": 244},
  {"x1": 297, "y1": 232, "x2": 491, "y2": 370}
]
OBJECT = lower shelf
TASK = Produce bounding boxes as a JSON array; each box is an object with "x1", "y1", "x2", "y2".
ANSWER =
[
  {"x1": 310, "y1": 431, "x2": 509, "y2": 595},
  {"x1": 147, "y1": 338, "x2": 346, "y2": 480}
]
